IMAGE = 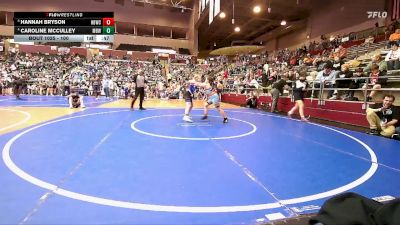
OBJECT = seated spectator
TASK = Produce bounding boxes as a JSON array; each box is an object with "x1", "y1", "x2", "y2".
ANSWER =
[
  {"x1": 337, "y1": 45, "x2": 348, "y2": 60},
  {"x1": 332, "y1": 56, "x2": 344, "y2": 71},
  {"x1": 248, "y1": 76, "x2": 260, "y2": 89},
  {"x1": 346, "y1": 68, "x2": 366, "y2": 101},
  {"x1": 313, "y1": 61, "x2": 339, "y2": 99},
  {"x1": 384, "y1": 43, "x2": 400, "y2": 70},
  {"x1": 348, "y1": 57, "x2": 361, "y2": 68},
  {"x1": 366, "y1": 94, "x2": 399, "y2": 137},
  {"x1": 364, "y1": 64, "x2": 387, "y2": 102},
  {"x1": 312, "y1": 53, "x2": 323, "y2": 68},
  {"x1": 317, "y1": 55, "x2": 331, "y2": 71},
  {"x1": 245, "y1": 91, "x2": 258, "y2": 109},
  {"x1": 306, "y1": 71, "x2": 318, "y2": 82},
  {"x1": 388, "y1": 29, "x2": 400, "y2": 47},
  {"x1": 303, "y1": 54, "x2": 314, "y2": 65},
  {"x1": 330, "y1": 64, "x2": 353, "y2": 100},
  {"x1": 362, "y1": 35, "x2": 375, "y2": 46},
  {"x1": 363, "y1": 54, "x2": 388, "y2": 73}
]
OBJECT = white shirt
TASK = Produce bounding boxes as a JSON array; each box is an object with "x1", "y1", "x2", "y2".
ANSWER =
[
  {"x1": 135, "y1": 75, "x2": 145, "y2": 88},
  {"x1": 385, "y1": 48, "x2": 400, "y2": 61}
]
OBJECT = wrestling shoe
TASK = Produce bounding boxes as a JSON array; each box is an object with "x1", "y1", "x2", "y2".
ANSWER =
[
  {"x1": 201, "y1": 115, "x2": 208, "y2": 120},
  {"x1": 223, "y1": 117, "x2": 228, "y2": 123},
  {"x1": 183, "y1": 116, "x2": 193, "y2": 123},
  {"x1": 366, "y1": 129, "x2": 379, "y2": 135}
]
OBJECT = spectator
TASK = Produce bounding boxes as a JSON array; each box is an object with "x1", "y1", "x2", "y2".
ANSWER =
[
  {"x1": 330, "y1": 64, "x2": 353, "y2": 100},
  {"x1": 363, "y1": 54, "x2": 388, "y2": 73},
  {"x1": 384, "y1": 43, "x2": 400, "y2": 70},
  {"x1": 366, "y1": 94, "x2": 399, "y2": 137},
  {"x1": 346, "y1": 67, "x2": 366, "y2": 101},
  {"x1": 365, "y1": 64, "x2": 387, "y2": 102},
  {"x1": 332, "y1": 56, "x2": 344, "y2": 71},
  {"x1": 348, "y1": 56, "x2": 361, "y2": 68},
  {"x1": 245, "y1": 91, "x2": 257, "y2": 109},
  {"x1": 362, "y1": 35, "x2": 375, "y2": 47},
  {"x1": 63, "y1": 79, "x2": 70, "y2": 96},
  {"x1": 388, "y1": 29, "x2": 400, "y2": 47},
  {"x1": 317, "y1": 55, "x2": 331, "y2": 72},
  {"x1": 314, "y1": 61, "x2": 339, "y2": 99},
  {"x1": 337, "y1": 45, "x2": 348, "y2": 60},
  {"x1": 303, "y1": 54, "x2": 314, "y2": 65}
]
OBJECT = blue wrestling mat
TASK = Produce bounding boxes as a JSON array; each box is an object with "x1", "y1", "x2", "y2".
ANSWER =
[
  {"x1": 0, "y1": 95, "x2": 114, "y2": 107},
  {"x1": 0, "y1": 108, "x2": 399, "y2": 224}
]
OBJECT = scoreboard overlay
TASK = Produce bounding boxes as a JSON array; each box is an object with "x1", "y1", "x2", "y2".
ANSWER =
[{"x1": 13, "y1": 12, "x2": 114, "y2": 43}]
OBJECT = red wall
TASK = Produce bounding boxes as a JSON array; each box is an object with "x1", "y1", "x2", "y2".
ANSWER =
[
  {"x1": 19, "y1": 45, "x2": 57, "y2": 54},
  {"x1": 70, "y1": 47, "x2": 87, "y2": 57},
  {"x1": 222, "y1": 94, "x2": 369, "y2": 127}
]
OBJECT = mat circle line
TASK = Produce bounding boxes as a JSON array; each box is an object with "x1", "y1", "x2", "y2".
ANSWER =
[
  {"x1": 2, "y1": 109, "x2": 378, "y2": 212},
  {"x1": 131, "y1": 114, "x2": 257, "y2": 140}
]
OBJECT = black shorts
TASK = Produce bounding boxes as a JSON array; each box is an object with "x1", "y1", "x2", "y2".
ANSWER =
[
  {"x1": 93, "y1": 85, "x2": 100, "y2": 92},
  {"x1": 183, "y1": 90, "x2": 193, "y2": 103},
  {"x1": 293, "y1": 91, "x2": 305, "y2": 101}
]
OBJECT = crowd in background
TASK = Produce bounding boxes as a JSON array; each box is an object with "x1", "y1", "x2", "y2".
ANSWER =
[
  {"x1": 0, "y1": 53, "x2": 222, "y2": 100},
  {"x1": 1, "y1": 20, "x2": 400, "y2": 104}
]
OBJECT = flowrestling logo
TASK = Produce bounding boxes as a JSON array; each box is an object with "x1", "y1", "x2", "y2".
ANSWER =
[{"x1": 367, "y1": 11, "x2": 388, "y2": 19}]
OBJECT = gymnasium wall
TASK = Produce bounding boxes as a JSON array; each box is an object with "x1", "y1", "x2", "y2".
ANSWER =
[
  {"x1": 264, "y1": 0, "x2": 387, "y2": 51},
  {"x1": 114, "y1": 34, "x2": 191, "y2": 50},
  {"x1": 0, "y1": 0, "x2": 190, "y2": 29}
]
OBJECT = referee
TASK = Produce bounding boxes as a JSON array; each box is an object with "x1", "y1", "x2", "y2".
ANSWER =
[
  {"x1": 13, "y1": 73, "x2": 24, "y2": 100},
  {"x1": 130, "y1": 71, "x2": 146, "y2": 110}
]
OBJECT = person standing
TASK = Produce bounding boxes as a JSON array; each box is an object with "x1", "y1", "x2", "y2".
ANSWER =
[
  {"x1": 102, "y1": 76, "x2": 110, "y2": 99},
  {"x1": 288, "y1": 76, "x2": 309, "y2": 121},
  {"x1": 13, "y1": 73, "x2": 25, "y2": 100},
  {"x1": 270, "y1": 75, "x2": 289, "y2": 112},
  {"x1": 63, "y1": 79, "x2": 70, "y2": 96},
  {"x1": 130, "y1": 71, "x2": 146, "y2": 110},
  {"x1": 193, "y1": 75, "x2": 228, "y2": 123},
  {"x1": 92, "y1": 75, "x2": 101, "y2": 99},
  {"x1": 182, "y1": 74, "x2": 200, "y2": 122}
]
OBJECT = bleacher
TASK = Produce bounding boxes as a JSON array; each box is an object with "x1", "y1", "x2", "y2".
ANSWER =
[
  {"x1": 221, "y1": 36, "x2": 400, "y2": 128},
  {"x1": 346, "y1": 41, "x2": 386, "y2": 60}
]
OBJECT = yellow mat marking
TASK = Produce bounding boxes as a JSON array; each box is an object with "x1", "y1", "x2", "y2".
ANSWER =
[
  {"x1": 0, "y1": 99, "x2": 240, "y2": 135},
  {"x1": 0, "y1": 107, "x2": 85, "y2": 135}
]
